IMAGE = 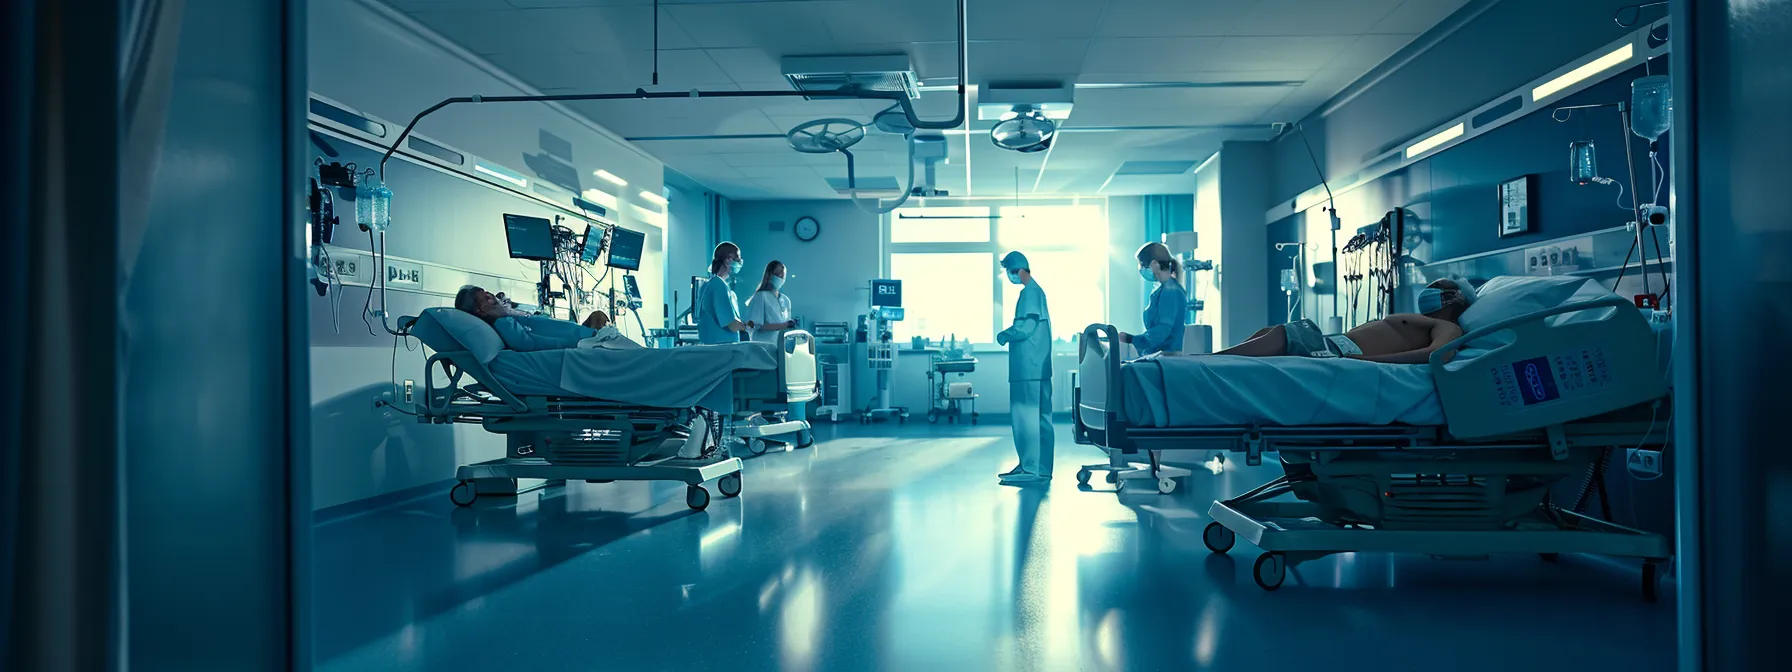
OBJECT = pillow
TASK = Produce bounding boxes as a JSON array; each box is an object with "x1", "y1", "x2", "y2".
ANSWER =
[
  {"x1": 1453, "y1": 275, "x2": 1624, "y2": 361},
  {"x1": 410, "y1": 307, "x2": 505, "y2": 364}
]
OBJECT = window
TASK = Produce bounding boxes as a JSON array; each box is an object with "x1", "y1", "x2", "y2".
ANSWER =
[
  {"x1": 888, "y1": 252, "x2": 995, "y2": 343},
  {"x1": 887, "y1": 201, "x2": 1108, "y2": 347}
]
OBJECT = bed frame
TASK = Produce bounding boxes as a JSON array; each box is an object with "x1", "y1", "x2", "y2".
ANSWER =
[
  {"x1": 1071, "y1": 296, "x2": 1674, "y2": 599},
  {"x1": 410, "y1": 314, "x2": 818, "y2": 511}
]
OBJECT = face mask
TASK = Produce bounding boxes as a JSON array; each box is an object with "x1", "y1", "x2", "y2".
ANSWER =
[
  {"x1": 728, "y1": 260, "x2": 743, "y2": 275},
  {"x1": 1417, "y1": 288, "x2": 1448, "y2": 314},
  {"x1": 1139, "y1": 267, "x2": 1157, "y2": 282},
  {"x1": 1005, "y1": 270, "x2": 1024, "y2": 285},
  {"x1": 770, "y1": 275, "x2": 785, "y2": 290}
]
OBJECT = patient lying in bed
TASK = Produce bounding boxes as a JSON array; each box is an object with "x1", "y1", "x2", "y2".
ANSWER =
[
  {"x1": 455, "y1": 285, "x2": 641, "y2": 351},
  {"x1": 1215, "y1": 279, "x2": 1474, "y2": 364}
]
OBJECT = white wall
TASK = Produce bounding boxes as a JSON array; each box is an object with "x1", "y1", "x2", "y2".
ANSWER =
[
  {"x1": 306, "y1": 0, "x2": 665, "y2": 511},
  {"x1": 1192, "y1": 158, "x2": 1224, "y2": 343},
  {"x1": 1217, "y1": 141, "x2": 1271, "y2": 348},
  {"x1": 727, "y1": 200, "x2": 881, "y2": 327}
]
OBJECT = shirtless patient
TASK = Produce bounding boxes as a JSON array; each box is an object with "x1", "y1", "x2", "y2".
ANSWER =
[{"x1": 1216, "y1": 279, "x2": 1475, "y2": 364}]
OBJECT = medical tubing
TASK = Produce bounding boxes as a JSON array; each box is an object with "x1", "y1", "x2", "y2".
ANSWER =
[
  {"x1": 377, "y1": 2, "x2": 967, "y2": 181},
  {"x1": 1612, "y1": 235, "x2": 1638, "y2": 292},
  {"x1": 851, "y1": 135, "x2": 916, "y2": 216},
  {"x1": 1617, "y1": 108, "x2": 1650, "y2": 298}
]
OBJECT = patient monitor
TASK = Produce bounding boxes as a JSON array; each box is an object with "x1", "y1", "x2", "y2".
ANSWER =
[{"x1": 503, "y1": 214, "x2": 556, "y2": 261}]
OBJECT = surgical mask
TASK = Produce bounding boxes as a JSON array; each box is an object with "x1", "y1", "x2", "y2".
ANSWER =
[
  {"x1": 1005, "y1": 270, "x2": 1024, "y2": 285},
  {"x1": 1417, "y1": 288, "x2": 1448, "y2": 314},
  {"x1": 1140, "y1": 267, "x2": 1157, "y2": 282},
  {"x1": 728, "y1": 260, "x2": 743, "y2": 275},
  {"x1": 770, "y1": 275, "x2": 785, "y2": 290}
]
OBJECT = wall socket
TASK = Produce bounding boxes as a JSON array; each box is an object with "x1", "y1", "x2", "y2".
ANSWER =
[
  {"x1": 1626, "y1": 448, "x2": 1663, "y2": 477},
  {"x1": 403, "y1": 380, "x2": 415, "y2": 404}
]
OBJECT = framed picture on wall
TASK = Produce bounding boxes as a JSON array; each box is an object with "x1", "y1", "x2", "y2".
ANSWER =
[{"x1": 1498, "y1": 175, "x2": 1532, "y2": 237}]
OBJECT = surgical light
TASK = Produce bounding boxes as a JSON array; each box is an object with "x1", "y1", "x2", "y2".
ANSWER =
[
  {"x1": 990, "y1": 109, "x2": 1056, "y2": 154},
  {"x1": 1404, "y1": 122, "x2": 1464, "y2": 159},
  {"x1": 1532, "y1": 43, "x2": 1634, "y2": 103},
  {"x1": 593, "y1": 169, "x2": 628, "y2": 187},
  {"x1": 638, "y1": 190, "x2": 668, "y2": 206}
]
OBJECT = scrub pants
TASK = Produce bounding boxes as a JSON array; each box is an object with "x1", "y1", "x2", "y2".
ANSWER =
[{"x1": 1009, "y1": 379, "x2": 1055, "y2": 477}]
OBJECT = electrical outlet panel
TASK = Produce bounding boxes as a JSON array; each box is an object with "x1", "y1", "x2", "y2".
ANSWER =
[
  {"x1": 1626, "y1": 448, "x2": 1663, "y2": 477},
  {"x1": 403, "y1": 380, "x2": 415, "y2": 404}
]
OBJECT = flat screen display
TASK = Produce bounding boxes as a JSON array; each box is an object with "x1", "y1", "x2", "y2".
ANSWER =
[
  {"x1": 871, "y1": 279, "x2": 902, "y2": 307},
  {"x1": 606, "y1": 225, "x2": 645, "y2": 271},
  {"x1": 503, "y1": 214, "x2": 556, "y2": 261}
]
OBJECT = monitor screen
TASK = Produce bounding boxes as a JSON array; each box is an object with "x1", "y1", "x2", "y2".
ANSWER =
[
  {"x1": 503, "y1": 214, "x2": 556, "y2": 261},
  {"x1": 871, "y1": 279, "x2": 902, "y2": 307},
  {"x1": 580, "y1": 225, "x2": 603, "y2": 264},
  {"x1": 622, "y1": 274, "x2": 641, "y2": 300},
  {"x1": 606, "y1": 226, "x2": 645, "y2": 270}
]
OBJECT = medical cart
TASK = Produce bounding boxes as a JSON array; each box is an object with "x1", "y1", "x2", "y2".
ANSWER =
[
  {"x1": 925, "y1": 343, "x2": 978, "y2": 424},
  {"x1": 813, "y1": 321, "x2": 852, "y2": 421}
]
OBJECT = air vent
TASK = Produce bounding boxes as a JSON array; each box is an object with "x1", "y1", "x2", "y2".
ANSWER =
[
  {"x1": 783, "y1": 55, "x2": 920, "y2": 100},
  {"x1": 1114, "y1": 160, "x2": 1198, "y2": 176}
]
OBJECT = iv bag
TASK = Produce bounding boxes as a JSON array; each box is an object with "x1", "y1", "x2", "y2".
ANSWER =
[
  {"x1": 1631, "y1": 75, "x2": 1672, "y2": 141},
  {"x1": 1570, "y1": 141, "x2": 1598, "y2": 185},
  {"x1": 354, "y1": 175, "x2": 374, "y2": 228}
]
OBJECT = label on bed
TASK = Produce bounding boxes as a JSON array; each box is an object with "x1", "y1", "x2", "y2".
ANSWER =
[{"x1": 1489, "y1": 349, "x2": 1614, "y2": 407}]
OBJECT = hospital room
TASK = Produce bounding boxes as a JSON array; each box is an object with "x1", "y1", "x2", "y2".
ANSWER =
[{"x1": 10, "y1": 0, "x2": 1792, "y2": 670}]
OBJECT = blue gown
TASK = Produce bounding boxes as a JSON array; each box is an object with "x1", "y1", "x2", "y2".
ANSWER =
[{"x1": 998, "y1": 279, "x2": 1054, "y2": 477}]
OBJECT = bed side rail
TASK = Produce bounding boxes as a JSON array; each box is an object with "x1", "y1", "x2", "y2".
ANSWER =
[
  {"x1": 1430, "y1": 296, "x2": 1666, "y2": 439},
  {"x1": 1077, "y1": 324, "x2": 1133, "y2": 450},
  {"x1": 420, "y1": 350, "x2": 529, "y2": 417}
]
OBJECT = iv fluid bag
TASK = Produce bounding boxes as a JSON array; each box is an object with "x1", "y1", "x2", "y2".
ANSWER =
[
  {"x1": 1631, "y1": 75, "x2": 1672, "y2": 141},
  {"x1": 371, "y1": 181, "x2": 392, "y2": 231},
  {"x1": 1570, "y1": 141, "x2": 1598, "y2": 185},
  {"x1": 354, "y1": 181, "x2": 374, "y2": 228}
]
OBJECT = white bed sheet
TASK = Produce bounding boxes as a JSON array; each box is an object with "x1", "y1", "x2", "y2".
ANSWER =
[
  {"x1": 488, "y1": 342, "x2": 779, "y2": 411},
  {"x1": 1119, "y1": 354, "x2": 1446, "y2": 428}
]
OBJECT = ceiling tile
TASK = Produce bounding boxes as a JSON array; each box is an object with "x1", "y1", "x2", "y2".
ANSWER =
[
  {"x1": 1373, "y1": 0, "x2": 1476, "y2": 34},
  {"x1": 663, "y1": 1, "x2": 839, "y2": 51},
  {"x1": 967, "y1": 0, "x2": 1110, "y2": 41},
  {"x1": 1097, "y1": 0, "x2": 1263, "y2": 38},
  {"x1": 1082, "y1": 38, "x2": 1229, "y2": 73},
  {"x1": 706, "y1": 48, "x2": 786, "y2": 83},
  {"x1": 819, "y1": 0, "x2": 959, "y2": 45},
  {"x1": 1229, "y1": 0, "x2": 1408, "y2": 36},
  {"x1": 388, "y1": 0, "x2": 515, "y2": 11}
]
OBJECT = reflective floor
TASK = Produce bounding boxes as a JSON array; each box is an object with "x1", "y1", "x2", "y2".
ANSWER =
[{"x1": 314, "y1": 421, "x2": 1675, "y2": 671}]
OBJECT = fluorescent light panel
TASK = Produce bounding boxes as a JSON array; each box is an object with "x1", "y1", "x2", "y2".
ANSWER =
[
  {"x1": 593, "y1": 169, "x2": 627, "y2": 186},
  {"x1": 1532, "y1": 43, "x2": 1634, "y2": 102},
  {"x1": 473, "y1": 161, "x2": 528, "y2": 189},
  {"x1": 1405, "y1": 122, "x2": 1464, "y2": 159},
  {"x1": 638, "y1": 190, "x2": 668, "y2": 205}
]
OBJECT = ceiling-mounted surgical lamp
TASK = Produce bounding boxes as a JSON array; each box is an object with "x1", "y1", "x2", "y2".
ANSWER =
[{"x1": 990, "y1": 107, "x2": 1056, "y2": 153}]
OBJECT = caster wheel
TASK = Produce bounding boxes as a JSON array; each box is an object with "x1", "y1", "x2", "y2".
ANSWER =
[
  {"x1": 449, "y1": 481, "x2": 476, "y2": 507},
  {"x1": 747, "y1": 438, "x2": 768, "y2": 455},
  {"x1": 797, "y1": 432, "x2": 814, "y2": 449},
  {"x1": 949, "y1": 415, "x2": 957, "y2": 424},
  {"x1": 686, "y1": 485, "x2": 711, "y2": 511},
  {"x1": 927, "y1": 411, "x2": 938, "y2": 424},
  {"x1": 1253, "y1": 553, "x2": 1286, "y2": 591},
  {"x1": 1642, "y1": 561, "x2": 1660, "y2": 603},
  {"x1": 1539, "y1": 553, "x2": 1560, "y2": 563},
  {"x1": 899, "y1": 415, "x2": 906, "y2": 425},
  {"x1": 718, "y1": 473, "x2": 742, "y2": 498},
  {"x1": 1105, "y1": 471, "x2": 1119, "y2": 484},
  {"x1": 1077, "y1": 469, "x2": 1092, "y2": 485},
  {"x1": 1114, "y1": 478, "x2": 1127, "y2": 492},
  {"x1": 971, "y1": 413, "x2": 979, "y2": 425},
  {"x1": 1202, "y1": 522, "x2": 1236, "y2": 554},
  {"x1": 1157, "y1": 477, "x2": 1178, "y2": 494}
]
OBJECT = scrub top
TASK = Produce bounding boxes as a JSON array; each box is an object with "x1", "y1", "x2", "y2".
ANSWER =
[
  {"x1": 493, "y1": 314, "x2": 596, "y2": 352},
  {"x1": 1132, "y1": 280, "x2": 1189, "y2": 356},
  {"x1": 1000, "y1": 279, "x2": 1053, "y2": 382},
  {"x1": 744, "y1": 289, "x2": 793, "y2": 344},
  {"x1": 698, "y1": 273, "x2": 743, "y2": 345}
]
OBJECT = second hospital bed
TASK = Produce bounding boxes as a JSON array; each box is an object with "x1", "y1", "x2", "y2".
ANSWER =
[
  {"x1": 1072, "y1": 276, "x2": 1674, "y2": 598},
  {"x1": 406, "y1": 307, "x2": 819, "y2": 511}
]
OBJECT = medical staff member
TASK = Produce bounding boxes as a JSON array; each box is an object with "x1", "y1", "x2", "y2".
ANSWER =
[
  {"x1": 745, "y1": 261, "x2": 797, "y2": 344},
  {"x1": 698, "y1": 242, "x2": 754, "y2": 345},
  {"x1": 996, "y1": 251, "x2": 1053, "y2": 485},
  {"x1": 1119, "y1": 242, "x2": 1188, "y2": 356},
  {"x1": 454, "y1": 285, "x2": 612, "y2": 351}
]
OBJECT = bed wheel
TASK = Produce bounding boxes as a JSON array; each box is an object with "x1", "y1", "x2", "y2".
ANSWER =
[
  {"x1": 1114, "y1": 478, "x2": 1127, "y2": 492},
  {"x1": 449, "y1": 481, "x2": 476, "y2": 507},
  {"x1": 927, "y1": 411, "x2": 938, "y2": 424},
  {"x1": 1104, "y1": 471, "x2": 1118, "y2": 484},
  {"x1": 1253, "y1": 553, "x2": 1286, "y2": 591},
  {"x1": 1076, "y1": 469, "x2": 1092, "y2": 485},
  {"x1": 686, "y1": 485, "x2": 711, "y2": 511},
  {"x1": 747, "y1": 438, "x2": 768, "y2": 455},
  {"x1": 1203, "y1": 522, "x2": 1236, "y2": 554},
  {"x1": 796, "y1": 431, "x2": 814, "y2": 449},
  {"x1": 718, "y1": 473, "x2": 742, "y2": 498},
  {"x1": 971, "y1": 412, "x2": 978, "y2": 425},
  {"x1": 1157, "y1": 477, "x2": 1178, "y2": 494},
  {"x1": 1642, "y1": 561, "x2": 1660, "y2": 603}
]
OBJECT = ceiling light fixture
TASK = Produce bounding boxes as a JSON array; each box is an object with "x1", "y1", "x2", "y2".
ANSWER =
[
  {"x1": 1404, "y1": 122, "x2": 1465, "y2": 159},
  {"x1": 593, "y1": 169, "x2": 628, "y2": 186},
  {"x1": 1532, "y1": 43, "x2": 1634, "y2": 102},
  {"x1": 990, "y1": 108, "x2": 1056, "y2": 153},
  {"x1": 638, "y1": 190, "x2": 668, "y2": 206}
]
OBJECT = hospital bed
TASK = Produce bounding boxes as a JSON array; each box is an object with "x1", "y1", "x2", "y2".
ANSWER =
[
  {"x1": 406, "y1": 307, "x2": 819, "y2": 511},
  {"x1": 1071, "y1": 276, "x2": 1673, "y2": 598}
]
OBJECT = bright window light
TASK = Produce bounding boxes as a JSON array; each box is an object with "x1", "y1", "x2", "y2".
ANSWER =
[
  {"x1": 593, "y1": 169, "x2": 627, "y2": 187},
  {"x1": 473, "y1": 161, "x2": 528, "y2": 189},
  {"x1": 889, "y1": 252, "x2": 995, "y2": 343},
  {"x1": 890, "y1": 206, "x2": 992, "y2": 243},
  {"x1": 638, "y1": 190, "x2": 668, "y2": 206},
  {"x1": 1532, "y1": 43, "x2": 1634, "y2": 103},
  {"x1": 1404, "y1": 122, "x2": 1465, "y2": 159}
]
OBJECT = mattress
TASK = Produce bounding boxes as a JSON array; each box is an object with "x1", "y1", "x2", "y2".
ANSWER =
[
  {"x1": 1118, "y1": 354, "x2": 1446, "y2": 428},
  {"x1": 488, "y1": 342, "x2": 780, "y2": 412}
]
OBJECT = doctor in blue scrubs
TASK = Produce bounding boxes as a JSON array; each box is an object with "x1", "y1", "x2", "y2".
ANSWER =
[
  {"x1": 697, "y1": 242, "x2": 755, "y2": 345},
  {"x1": 996, "y1": 251, "x2": 1053, "y2": 485},
  {"x1": 1120, "y1": 242, "x2": 1188, "y2": 356}
]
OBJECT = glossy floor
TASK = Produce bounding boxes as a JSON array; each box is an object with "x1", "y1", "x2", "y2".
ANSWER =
[{"x1": 313, "y1": 421, "x2": 1675, "y2": 671}]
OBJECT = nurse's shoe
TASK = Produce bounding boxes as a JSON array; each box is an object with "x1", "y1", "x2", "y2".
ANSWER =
[
  {"x1": 999, "y1": 464, "x2": 1025, "y2": 477},
  {"x1": 999, "y1": 472, "x2": 1049, "y2": 486}
]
